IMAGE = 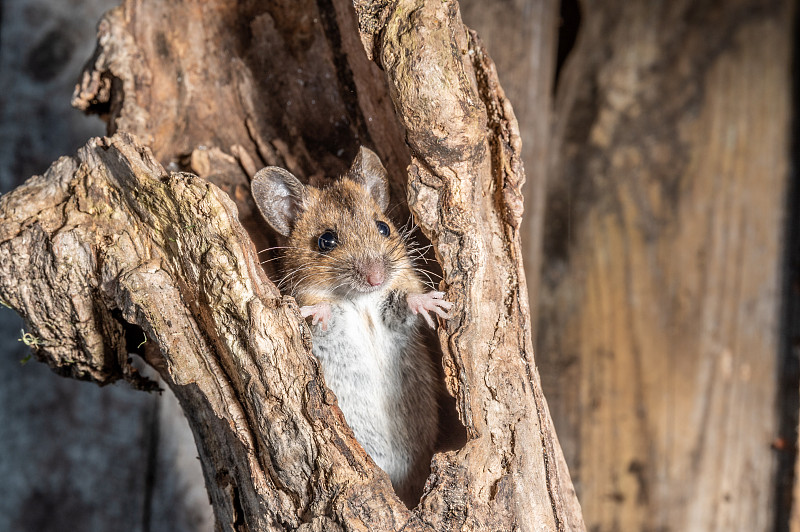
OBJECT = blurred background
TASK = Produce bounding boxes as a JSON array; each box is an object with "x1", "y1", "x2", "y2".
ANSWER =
[
  {"x1": 0, "y1": 1, "x2": 213, "y2": 530},
  {"x1": 0, "y1": 0, "x2": 796, "y2": 531}
]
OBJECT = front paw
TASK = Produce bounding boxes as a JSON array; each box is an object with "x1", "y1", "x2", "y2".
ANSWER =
[
  {"x1": 300, "y1": 303, "x2": 332, "y2": 331},
  {"x1": 406, "y1": 291, "x2": 453, "y2": 329}
]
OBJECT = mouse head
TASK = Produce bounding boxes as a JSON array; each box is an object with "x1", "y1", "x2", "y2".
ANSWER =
[{"x1": 252, "y1": 147, "x2": 411, "y2": 298}]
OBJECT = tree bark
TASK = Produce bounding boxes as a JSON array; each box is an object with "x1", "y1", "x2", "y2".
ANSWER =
[
  {"x1": 539, "y1": 1, "x2": 794, "y2": 530},
  {"x1": 459, "y1": 0, "x2": 557, "y2": 334},
  {"x1": 0, "y1": 0, "x2": 584, "y2": 530}
]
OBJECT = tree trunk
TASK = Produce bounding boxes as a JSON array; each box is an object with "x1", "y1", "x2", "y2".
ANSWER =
[
  {"x1": 0, "y1": 0, "x2": 584, "y2": 530},
  {"x1": 539, "y1": 1, "x2": 795, "y2": 530},
  {"x1": 459, "y1": 0, "x2": 557, "y2": 334}
]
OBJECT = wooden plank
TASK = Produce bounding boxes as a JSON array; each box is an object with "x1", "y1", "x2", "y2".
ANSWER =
[{"x1": 539, "y1": 2, "x2": 794, "y2": 530}]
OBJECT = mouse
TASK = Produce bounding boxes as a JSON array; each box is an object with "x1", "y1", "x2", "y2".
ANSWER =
[{"x1": 251, "y1": 147, "x2": 452, "y2": 506}]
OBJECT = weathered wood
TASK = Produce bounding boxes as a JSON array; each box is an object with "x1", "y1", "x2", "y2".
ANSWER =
[
  {"x1": 71, "y1": 0, "x2": 411, "y2": 264},
  {"x1": 0, "y1": 0, "x2": 584, "y2": 530},
  {"x1": 460, "y1": 0, "x2": 557, "y2": 331},
  {"x1": 539, "y1": 1, "x2": 794, "y2": 530},
  {"x1": 0, "y1": 133, "x2": 409, "y2": 529},
  {"x1": 364, "y1": 0, "x2": 582, "y2": 527}
]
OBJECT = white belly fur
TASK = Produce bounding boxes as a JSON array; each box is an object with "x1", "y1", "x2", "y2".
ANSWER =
[{"x1": 309, "y1": 293, "x2": 437, "y2": 500}]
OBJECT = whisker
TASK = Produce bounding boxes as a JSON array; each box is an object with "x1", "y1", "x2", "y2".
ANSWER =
[
  {"x1": 281, "y1": 271, "x2": 313, "y2": 288},
  {"x1": 417, "y1": 268, "x2": 442, "y2": 280},
  {"x1": 386, "y1": 202, "x2": 405, "y2": 218},
  {"x1": 257, "y1": 246, "x2": 297, "y2": 255},
  {"x1": 409, "y1": 242, "x2": 433, "y2": 252},
  {"x1": 258, "y1": 245, "x2": 352, "y2": 267},
  {"x1": 260, "y1": 256, "x2": 287, "y2": 265},
  {"x1": 330, "y1": 280, "x2": 352, "y2": 294},
  {"x1": 408, "y1": 247, "x2": 433, "y2": 260},
  {"x1": 415, "y1": 271, "x2": 438, "y2": 291}
]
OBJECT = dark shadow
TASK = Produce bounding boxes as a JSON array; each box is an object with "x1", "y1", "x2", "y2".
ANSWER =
[
  {"x1": 554, "y1": 0, "x2": 581, "y2": 92},
  {"x1": 774, "y1": 5, "x2": 800, "y2": 530}
]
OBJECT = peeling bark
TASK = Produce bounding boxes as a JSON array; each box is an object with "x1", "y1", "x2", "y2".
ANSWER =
[{"x1": 0, "y1": 0, "x2": 584, "y2": 530}]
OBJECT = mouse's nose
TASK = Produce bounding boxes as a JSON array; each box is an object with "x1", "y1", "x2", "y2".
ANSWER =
[{"x1": 363, "y1": 261, "x2": 385, "y2": 287}]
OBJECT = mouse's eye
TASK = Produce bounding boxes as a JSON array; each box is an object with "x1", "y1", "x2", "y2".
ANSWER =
[
  {"x1": 317, "y1": 230, "x2": 339, "y2": 252},
  {"x1": 376, "y1": 221, "x2": 390, "y2": 237}
]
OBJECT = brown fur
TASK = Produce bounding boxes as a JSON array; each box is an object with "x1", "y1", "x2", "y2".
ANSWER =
[
  {"x1": 251, "y1": 148, "x2": 442, "y2": 506},
  {"x1": 283, "y1": 178, "x2": 423, "y2": 304}
]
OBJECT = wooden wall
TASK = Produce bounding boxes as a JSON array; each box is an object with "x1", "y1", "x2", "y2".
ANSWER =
[{"x1": 465, "y1": 0, "x2": 796, "y2": 530}]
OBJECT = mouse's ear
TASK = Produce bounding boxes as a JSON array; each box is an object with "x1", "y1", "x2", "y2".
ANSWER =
[
  {"x1": 251, "y1": 167, "x2": 307, "y2": 236},
  {"x1": 347, "y1": 147, "x2": 389, "y2": 212}
]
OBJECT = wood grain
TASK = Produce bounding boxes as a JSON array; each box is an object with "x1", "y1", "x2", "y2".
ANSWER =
[{"x1": 539, "y1": 1, "x2": 794, "y2": 530}]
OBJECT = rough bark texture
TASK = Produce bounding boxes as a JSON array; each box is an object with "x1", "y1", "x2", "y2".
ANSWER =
[
  {"x1": 0, "y1": 0, "x2": 583, "y2": 530},
  {"x1": 539, "y1": 1, "x2": 794, "y2": 531},
  {"x1": 459, "y1": 0, "x2": 556, "y2": 332}
]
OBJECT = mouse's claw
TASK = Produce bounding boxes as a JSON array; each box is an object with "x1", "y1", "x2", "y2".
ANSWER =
[
  {"x1": 407, "y1": 291, "x2": 453, "y2": 329},
  {"x1": 300, "y1": 303, "x2": 332, "y2": 331}
]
